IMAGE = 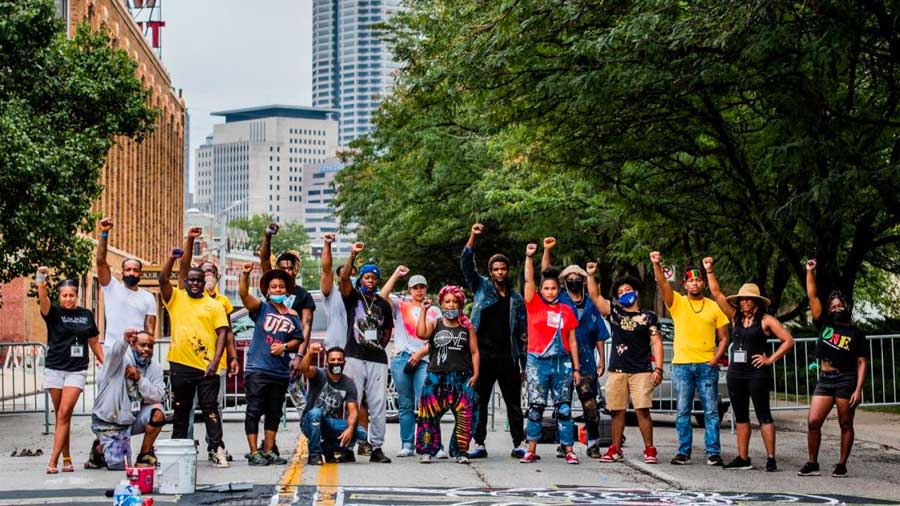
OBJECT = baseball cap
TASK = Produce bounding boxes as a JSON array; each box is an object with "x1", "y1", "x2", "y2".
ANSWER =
[{"x1": 407, "y1": 275, "x2": 428, "y2": 288}]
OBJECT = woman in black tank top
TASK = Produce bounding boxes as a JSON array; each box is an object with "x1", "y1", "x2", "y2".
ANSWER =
[{"x1": 705, "y1": 258, "x2": 794, "y2": 472}]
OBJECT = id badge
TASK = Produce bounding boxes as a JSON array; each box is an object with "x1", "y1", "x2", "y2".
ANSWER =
[
  {"x1": 131, "y1": 400, "x2": 141, "y2": 413},
  {"x1": 733, "y1": 350, "x2": 748, "y2": 364},
  {"x1": 364, "y1": 329, "x2": 378, "y2": 342},
  {"x1": 70, "y1": 345, "x2": 84, "y2": 358}
]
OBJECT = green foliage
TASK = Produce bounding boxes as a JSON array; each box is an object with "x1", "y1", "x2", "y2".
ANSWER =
[
  {"x1": 228, "y1": 214, "x2": 310, "y2": 259},
  {"x1": 334, "y1": 0, "x2": 900, "y2": 321},
  {"x1": 0, "y1": 0, "x2": 157, "y2": 288}
]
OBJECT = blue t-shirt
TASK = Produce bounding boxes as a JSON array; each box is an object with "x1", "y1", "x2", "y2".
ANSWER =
[
  {"x1": 559, "y1": 291, "x2": 610, "y2": 373},
  {"x1": 245, "y1": 302, "x2": 304, "y2": 379}
]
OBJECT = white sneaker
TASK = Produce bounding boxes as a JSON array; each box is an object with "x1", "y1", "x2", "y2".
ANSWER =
[
  {"x1": 435, "y1": 449, "x2": 449, "y2": 459},
  {"x1": 420, "y1": 454, "x2": 432, "y2": 464},
  {"x1": 396, "y1": 448, "x2": 414, "y2": 458},
  {"x1": 457, "y1": 455, "x2": 470, "y2": 464},
  {"x1": 211, "y1": 447, "x2": 230, "y2": 468}
]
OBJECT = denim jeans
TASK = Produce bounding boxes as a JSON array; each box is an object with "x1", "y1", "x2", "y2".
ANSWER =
[
  {"x1": 672, "y1": 363, "x2": 721, "y2": 457},
  {"x1": 390, "y1": 352, "x2": 429, "y2": 450},
  {"x1": 525, "y1": 354, "x2": 574, "y2": 446},
  {"x1": 301, "y1": 408, "x2": 367, "y2": 457}
]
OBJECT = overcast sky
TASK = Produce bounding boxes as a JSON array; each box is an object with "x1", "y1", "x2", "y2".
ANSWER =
[{"x1": 160, "y1": 0, "x2": 313, "y2": 193}]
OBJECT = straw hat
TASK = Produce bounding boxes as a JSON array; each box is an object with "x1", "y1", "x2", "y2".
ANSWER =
[{"x1": 726, "y1": 283, "x2": 770, "y2": 307}]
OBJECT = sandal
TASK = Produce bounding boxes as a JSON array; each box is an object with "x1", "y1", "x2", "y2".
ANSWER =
[
  {"x1": 46, "y1": 465, "x2": 59, "y2": 474},
  {"x1": 62, "y1": 457, "x2": 74, "y2": 473}
]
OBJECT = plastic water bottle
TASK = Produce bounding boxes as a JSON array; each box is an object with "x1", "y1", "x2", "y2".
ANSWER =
[{"x1": 113, "y1": 480, "x2": 136, "y2": 506}]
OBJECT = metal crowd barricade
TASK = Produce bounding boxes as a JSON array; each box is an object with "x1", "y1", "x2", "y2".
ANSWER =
[{"x1": 0, "y1": 342, "x2": 51, "y2": 434}]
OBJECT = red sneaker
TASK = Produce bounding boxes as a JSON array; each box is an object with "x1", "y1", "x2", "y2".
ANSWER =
[
  {"x1": 643, "y1": 446, "x2": 659, "y2": 464},
  {"x1": 520, "y1": 451, "x2": 538, "y2": 463},
  {"x1": 564, "y1": 451, "x2": 580, "y2": 465},
  {"x1": 599, "y1": 445, "x2": 623, "y2": 463}
]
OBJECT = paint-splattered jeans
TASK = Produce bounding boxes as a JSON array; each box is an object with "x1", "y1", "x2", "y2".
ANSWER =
[{"x1": 525, "y1": 354, "x2": 574, "y2": 446}]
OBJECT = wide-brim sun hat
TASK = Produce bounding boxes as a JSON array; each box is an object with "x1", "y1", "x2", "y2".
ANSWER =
[
  {"x1": 259, "y1": 269, "x2": 296, "y2": 297},
  {"x1": 559, "y1": 265, "x2": 588, "y2": 281},
  {"x1": 726, "y1": 283, "x2": 771, "y2": 307}
]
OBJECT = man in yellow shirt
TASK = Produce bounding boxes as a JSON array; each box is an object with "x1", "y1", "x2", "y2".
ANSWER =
[
  {"x1": 159, "y1": 244, "x2": 230, "y2": 467},
  {"x1": 651, "y1": 251, "x2": 729, "y2": 467}
]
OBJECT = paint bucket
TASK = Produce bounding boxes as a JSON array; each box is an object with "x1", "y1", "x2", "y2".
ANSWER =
[
  {"x1": 155, "y1": 439, "x2": 196, "y2": 494},
  {"x1": 126, "y1": 466, "x2": 155, "y2": 495}
]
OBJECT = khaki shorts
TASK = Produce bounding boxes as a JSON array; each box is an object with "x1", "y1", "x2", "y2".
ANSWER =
[{"x1": 605, "y1": 371, "x2": 654, "y2": 411}]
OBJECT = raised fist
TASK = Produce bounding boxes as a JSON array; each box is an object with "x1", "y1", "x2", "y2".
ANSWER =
[
  {"x1": 266, "y1": 223, "x2": 280, "y2": 237},
  {"x1": 543, "y1": 237, "x2": 557, "y2": 249},
  {"x1": 99, "y1": 217, "x2": 113, "y2": 232},
  {"x1": 471, "y1": 223, "x2": 484, "y2": 236},
  {"x1": 37, "y1": 266, "x2": 50, "y2": 276},
  {"x1": 241, "y1": 262, "x2": 253, "y2": 274},
  {"x1": 395, "y1": 265, "x2": 410, "y2": 277},
  {"x1": 525, "y1": 243, "x2": 538, "y2": 257},
  {"x1": 702, "y1": 257, "x2": 714, "y2": 272},
  {"x1": 171, "y1": 247, "x2": 184, "y2": 259},
  {"x1": 351, "y1": 242, "x2": 365, "y2": 254},
  {"x1": 187, "y1": 226, "x2": 202, "y2": 239},
  {"x1": 323, "y1": 233, "x2": 336, "y2": 244},
  {"x1": 586, "y1": 262, "x2": 598, "y2": 276},
  {"x1": 649, "y1": 251, "x2": 662, "y2": 265},
  {"x1": 806, "y1": 259, "x2": 817, "y2": 271},
  {"x1": 308, "y1": 342, "x2": 323, "y2": 355}
]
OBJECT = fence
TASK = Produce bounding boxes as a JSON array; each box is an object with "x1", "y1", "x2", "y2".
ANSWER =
[{"x1": 0, "y1": 342, "x2": 51, "y2": 433}]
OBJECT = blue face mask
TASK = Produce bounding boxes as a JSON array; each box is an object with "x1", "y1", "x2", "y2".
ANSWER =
[
  {"x1": 442, "y1": 309, "x2": 460, "y2": 320},
  {"x1": 359, "y1": 285, "x2": 377, "y2": 297},
  {"x1": 132, "y1": 349, "x2": 151, "y2": 367},
  {"x1": 618, "y1": 291, "x2": 637, "y2": 307},
  {"x1": 270, "y1": 294, "x2": 288, "y2": 304}
]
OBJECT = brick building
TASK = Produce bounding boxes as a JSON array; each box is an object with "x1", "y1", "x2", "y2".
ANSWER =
[{"x1": 0, "y1": 0, "x2": 185, "y2": 343}]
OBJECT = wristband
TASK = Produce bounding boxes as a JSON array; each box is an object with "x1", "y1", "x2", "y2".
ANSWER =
[
  {"x1": 99, "y1": 232, "x2": 109, "y2": 238},
  {"x1": 35, "y1": 272, "x2": 47, "y2": 283},
  {"x1": 654, "y1": 367, "x2": 664, "y2": 374}
]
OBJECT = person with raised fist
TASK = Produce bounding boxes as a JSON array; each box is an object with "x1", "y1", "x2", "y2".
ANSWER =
[
  {"x1": 260, "y1": 222, "x2": 315, "y2": 351},
  {"x1": 338, "y1": 241, "x2": 394, "y2": 463},
  {"x1": 95, "y1": 216, "x2": 156, "y2": 346},
  {"x1": 159, "y1": 245, "x2": 230, "y2": 467},
  {"x1": 650, "y1": 250, "x2": 729, "y2": 467},
  {"x1": 319, "y1": 232, "x2": 356, "y2": 349},
  {"x1": 460, "y1": 223, "x2": 527, "y2": 459}
]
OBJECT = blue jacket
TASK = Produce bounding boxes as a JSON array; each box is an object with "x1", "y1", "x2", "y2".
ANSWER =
[
  {"x1": 559, "y1": 291, "x2": 610, "y2": 373},
  {"x1": 460, "y1": 246, "x2": 528, "y2": 371}
]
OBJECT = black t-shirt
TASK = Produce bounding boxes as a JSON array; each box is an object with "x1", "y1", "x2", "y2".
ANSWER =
[
  {"x1": 342, "y1": 289, "x2": 393, "y2": 364},
  {"x1": 427, "y1": 320, "x2": 473, "y2": 373},
  {"x1": 815, "y1": 318, "x2": 866, "y2": 372},
  {"x1": 290, "y1": 285, "x2": 316, "y2": 316},
  {"x1": 606, "y1": 305, "x2": 658, "y2": 373},
  {"x1": 43, "y1": 305, "x2": 99, "y2": 372},
  {"x1": 728, "y1": 317, "x2": 771, "y2": 379},
  {"x1": 478, "y1": 293, "x2": 511, "y2": 357},
  {"x1": 303, "y1": 368, "x2": 358, "y2": 419}
]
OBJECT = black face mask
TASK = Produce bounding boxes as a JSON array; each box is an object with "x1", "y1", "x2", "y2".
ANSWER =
[
  {"x1": 831, "y1": 309, "x2": 851, "y2": 324},
  {"x1": 566, "y1": 279, "x2": 584, "y2": 294},
  {"x1": 329, "y1": 362, "x2": 345, "y2": 376},
  {"x1": 123, "y1": 275, "x2": 140, "y2": 287}
]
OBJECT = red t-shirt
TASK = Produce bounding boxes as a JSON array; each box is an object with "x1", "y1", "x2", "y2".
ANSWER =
[{"x1": 526, "y1": 296, "x2": 578, "y2": 355}]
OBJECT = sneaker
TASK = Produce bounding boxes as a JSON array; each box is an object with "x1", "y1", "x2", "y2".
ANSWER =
[
  {"x1": 643, "y1": 447, "x2": 659, "y2": 464},
  {"x1": 586, "y1": 443, "x2": 602, "y2": 459},
  {"x1": 765, "y1": 457, "x2": 777, "y2": 472},
  {"x1": 670, "y1": 454, "x2": 691, "y2": 465},
  {"x1": 307, "y1": 455, "x2": 323, "y2": 466},
  {"x1": 556, "y1": 444, "x2": 566, "y2": 458},
  {"x1": 707, "y1": 454, "x2": 724, "y2": 467},
  {"x1": 247, "y1": 451, "x2": 270, "y2": 466},
  {"x1": 435, "y1": 448, "x2": 449, "y2": 459},
  {"x1": 420, "y1": 454, "x2": 432, "y2": 464},
  {"x1": 510, "y1": 446, "x2": 526, "y2": 459},
  {"x1": 210, "y1": 447, "x2": 231, "y2": 468},
  {"x1": 457, "y1": 455, "x2": 470, "y2": 464},
  {"x1": 135, "y1": 451, "x2": 157, "y2": 467},
  {"x1": 396, "y1": 448, "x2": 414, "y2": 458},
  {"x1": 370, "y1": 448, "x2": 392, "y2": 463},
  {"x1": 832, "y1": 463, "x2": 848, "y2": 477},
  {"x1": 211, "y1": 449, "x2": 234, "y2": 462},
  {"x1": 323, "y1": 452, "x2": 338, "y2": 464},
  {"x1": 520, "y1": 451, "x2": 538, "y2": 463},
  {"x1": 337, "y1": 448, "x2": 356, "y2": 463},
  {"x1": 564, "y1": 451, "x2": 580, "y2": 465},
  {"x1": 798, "y1": 461, "x2": 820, "y2": 476},
  {"x1": 265, "y1": 451, "x2": 287, "y2": 465},
  {"x1": 723, "y1": 456, "x2": 753, "y2": 470},
  {"x1": 469, "y1": 446, "x2": 488, "y2": 459},
  {"x1": 357, "y1": 441, "x2": 373, "y2": 456},
  {"x1": 600, "y1": 445, "x2": 623, "y2": 463}
]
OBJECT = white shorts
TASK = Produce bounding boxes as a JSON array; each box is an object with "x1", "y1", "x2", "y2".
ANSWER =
[{"x1": 43, "y1": 368, "x2": 87, "y2": 390}]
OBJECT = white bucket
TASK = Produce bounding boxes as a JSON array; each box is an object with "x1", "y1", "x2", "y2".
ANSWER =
[{"x1": 155, "y1": 439, "x2": 197, "y2": 495}]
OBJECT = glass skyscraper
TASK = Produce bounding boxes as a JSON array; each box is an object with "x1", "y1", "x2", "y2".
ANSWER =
[{"x1": 312, "y1": 0, "x2": 402, "y2": 145}]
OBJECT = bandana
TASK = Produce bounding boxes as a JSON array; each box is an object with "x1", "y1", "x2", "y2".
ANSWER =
[
  {"x1": 683, "y1": 269, "x2": 703, "y2": 282},
  {"x1": 438, "y1": 285, "x2": 473, "y2": 330},
  {"x1": 358, "y1": 263, "x2": 381, "y2": 280}
]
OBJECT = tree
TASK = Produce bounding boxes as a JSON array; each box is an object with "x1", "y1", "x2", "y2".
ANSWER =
[
  {"x1": 0, "y1": 0, "x2": 157, "y2": 289},
  {"x1": 334, "y1": 0, "x2": 900, "y2": 320},
  {"x1": 228, "y1": 214, "x2": 310, "y2": 259}
]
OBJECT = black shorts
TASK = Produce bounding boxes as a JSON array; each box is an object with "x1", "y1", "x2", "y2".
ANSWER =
[{"x1": 813, "y1": 370, "x2": 857, "y2": 400}]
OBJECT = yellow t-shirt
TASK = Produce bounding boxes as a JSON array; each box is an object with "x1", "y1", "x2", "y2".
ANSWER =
[
  {"x1": 207, "y1": 290, "x2": 234, "y2": 372},
  {"x1": 165, "y1": 288, "x2": 229, "y2": 372},
  {"x1": 668, "y1": 292, "x2": 729, "y2": 364}
]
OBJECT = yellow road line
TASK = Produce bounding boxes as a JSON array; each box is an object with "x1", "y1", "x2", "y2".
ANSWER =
[
  {"x1": 315, "y1": 460, "x2": 339, "y2": 506},
  {"x1": 274, "y1": 434, "x2": 307, "y2": 505}
]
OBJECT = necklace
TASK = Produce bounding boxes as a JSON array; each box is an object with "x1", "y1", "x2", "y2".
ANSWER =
[
  {"x1": 687, "y1": 296, "x2": 705, "y2": 314},
  {"x1": 358, "y1": 289, "x2": 376, "y2": 316}
]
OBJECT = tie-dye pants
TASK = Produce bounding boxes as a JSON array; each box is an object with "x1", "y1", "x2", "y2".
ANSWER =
[{"x1": 415, "y1": 370, "x2": 479, "y2": 457}]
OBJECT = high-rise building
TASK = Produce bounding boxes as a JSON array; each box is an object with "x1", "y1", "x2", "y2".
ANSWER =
[
  {"x1": 303, "y1": 158, "x2": 356, "y2": 256},
  {"x1": 194, "y1": 105, "x2": 339, "y2": 224},
  {"x1": 313, "y1": 0, "x2": 403, "y2": 145}
]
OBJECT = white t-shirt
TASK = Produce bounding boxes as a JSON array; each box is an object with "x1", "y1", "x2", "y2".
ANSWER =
[
  {"x1": 101, "y1": 277, "x2": 157, "y2": 341},
  {"x1": 322, "y1": 287, "x2": 348, "y2": 350},
  {"x1": 390, "y1": 295, "x2": 440, "y2": 357}
]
